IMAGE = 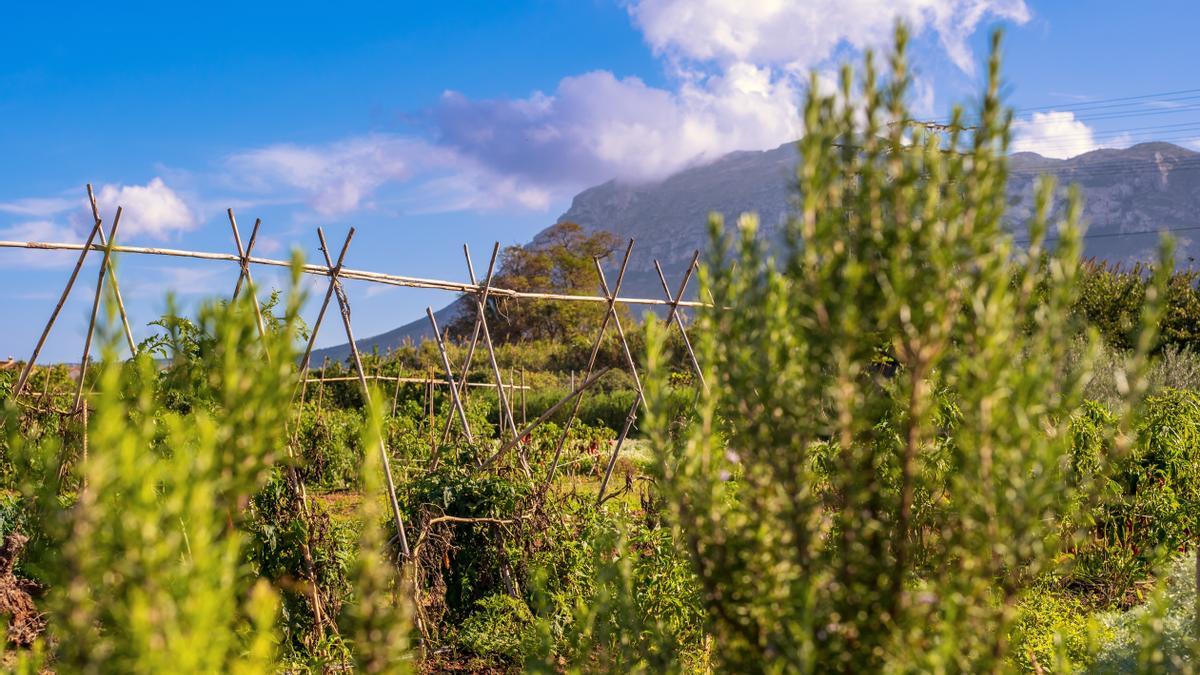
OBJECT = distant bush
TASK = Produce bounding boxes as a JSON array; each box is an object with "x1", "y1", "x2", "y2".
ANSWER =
[
  {"x1": 1066, "y1": 390, "x2": 1200, "y2": 604},
  {"x1": 1073, "y1": 261, "x2": 1200, "y2": 353},
  {"x1": 1092, "y1": 553, "x2": 1199, "y2": 672},
  {"x1": 455, "y1": 593, "x2": 538, "y2": 662}
]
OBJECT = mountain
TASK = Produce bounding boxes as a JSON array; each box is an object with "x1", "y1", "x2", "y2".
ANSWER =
[{"x1": 313, "y1": 141, "x2": 1200, "y2": 362}]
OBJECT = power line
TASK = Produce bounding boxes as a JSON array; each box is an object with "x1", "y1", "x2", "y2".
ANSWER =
[
  {"x1": 1013, "y1": 87, "x2": 1200, "y2": 115},
  {"x1": 1014, "y1": 222, "x2": 1200, "y2": 246}
]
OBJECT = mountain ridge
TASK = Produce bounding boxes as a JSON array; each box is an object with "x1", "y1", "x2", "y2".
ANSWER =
[{"x1": 312, "y1": 140, "x2": 1200, "y2": 362}]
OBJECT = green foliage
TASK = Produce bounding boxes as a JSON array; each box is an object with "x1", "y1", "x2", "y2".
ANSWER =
[
  {"x1": 451, "y1": 221, "x2": 622, "y2": 343},
  {"x1": 455, "y1": 593, "x2": 538, "y2": 662},
  {"x1": 1009, "y1": 584, "x2": 1109, "y2": 673},
  {"x1": 520, "y1": 498, "x2": 706, "y2": 673},
  {"x1": 340, "y1": 389, "x2": 414, "y2": 674},
  {"x1": 1074, "y1": 261, "x2": 1200, "y2": 353},
  {"x1": 1063, "y1": 390, "x2": 1200, "y2": 605},
  {"x1": 628, "y1": 26, "x2": 1176, "y2": 672},
  {"x1": 293, "y1": 404, "x2": 366, "y2": 489},
  {"x1": 1092, "y1": 553, "x2": 1200, "y2": 672},
  {"x1": 404, "y1": 462, "x2": 532, "y2": 623},
  {"x1": 19, "y1": 271, "x2": 305, "y2": 671},
  {"x1": 245, "y1": 471, "x2": 356, "y2": 656}
]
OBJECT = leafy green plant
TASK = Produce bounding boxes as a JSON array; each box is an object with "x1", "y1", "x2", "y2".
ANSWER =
[
  {"x1": 12, "y1": 268, "x2": 309, "y2": 671},
  {"x1": 629, "y1": 26, "x2": 1174, "y2": 672},
  {"x1": 455, "y1": 593, "x2": 538, "y2": 662}
]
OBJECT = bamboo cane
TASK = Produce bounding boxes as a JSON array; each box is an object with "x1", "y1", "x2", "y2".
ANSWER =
[
  {"x1": 592, "y1": 258, "x2": 649, "y2": 503},
  {"x1": 228, "y1": 210, "x2": 269, "y2": 359},
  {"x1": 317, "y1": 228, "x2": 410, "y2": 558},
  {"x1": 73, "y1": 207, "x2": 122, "y2": 414},
  {"x1": 281, "y1": 230, "x2": 357, "y2": 640},
  {"x1": 427, "y1": 308, "x2": 473, "y2": 446},
  {"x1": 11, "y1": 217, "x2": 107, "y2": 400},
  {"x1": 654, "y1": 253, "x2": 705, "y2": 389},
  {"x1": 0, "y1": 239, "x2": 711, "y2": 309},
  {"x1": 464, "y1": 244, "x2": 529, "y2": 475},
  {"x1": 86, "y1": 185, "x2": 136, "y2": 356},
  {"x1": 438, "y1": 243, "x2": 498, "y2": 444},
  {"x1": 542, "y1": 240, "x2": 635, "y2": 490}
]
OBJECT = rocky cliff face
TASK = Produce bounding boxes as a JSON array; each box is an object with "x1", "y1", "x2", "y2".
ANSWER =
[
  {"x1": 558, "y1": 141, "x2": 1200, "y2": 300},
  {"x1": 317, "y1": 140, "x2": 1200, "y2": 360}
]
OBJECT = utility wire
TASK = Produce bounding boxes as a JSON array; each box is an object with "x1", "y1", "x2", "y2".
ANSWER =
[{"x1": 1014, "y1": 222, "x2": 1200, "y2": 246}]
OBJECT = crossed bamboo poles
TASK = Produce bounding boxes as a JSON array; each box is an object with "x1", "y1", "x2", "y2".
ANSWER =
[{"x1": 3, "y1": 187, "x2": 709, "y2": 634}]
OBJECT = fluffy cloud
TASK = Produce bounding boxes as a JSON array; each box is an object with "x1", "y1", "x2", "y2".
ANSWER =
[
  {"x1": 226, "y1": 134, "x2": 555, "y2": 214},
  {"x1": 227, "y1": 135, "x2": 427, "y2": 215},
  {"x1": 0, "y1": 197, "x2": 73, "y2": 218},
  {"x1": 426, "y1": 0, "x2": 1030, "y2": 198},
  {"x1": 0, "y1": 220, "x2": 85, "y2": 267},
  {"x1": 434, "y1": 64, "x2": 804, "y2": 186},
  {"x1": 91, "y1": 178, "x2": 195, "y2": 239},
  {"x1": 628, "y1": 0, "x2": 1030, "y2": 75},
  {"x1": 1012, "y1": 111, "x2": 1099, "y2": 159},
  {"x1": 219, "y1": 0, "x2": 1032, "y2": 214}
]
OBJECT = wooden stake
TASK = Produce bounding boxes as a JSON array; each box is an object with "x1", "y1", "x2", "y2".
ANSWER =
[
  {"x1": 317, "y1": 227, "x2": 410, "y2": 558},
  {"x1": 316, "y1": 358, "x2": 328, "y2": 420},
  {"x1": 592, "y1": 258, "x2": 648, "y2": 503},
  {"x1": 542, "y1": 239, "x2": 635, "y2": 490},
  {"x1": 438, "y1": 243, "x2": 496, "y2": 444},
  {"x1": 654, "y1": 253, "x2": 705, "y2": 389},
  {"x1": 296, "y1": 230, "x2": 355, "y2": 377},
  {"x1": 232, "y1": 217, "x2": 263, "y2": 301},
  {"x1": 86, "y1": 184, "x2": 137, "y2": 356},
  {"x1": 391, "y1": 367, "x2": 404, "y2": 417},
  {"x1": 594, "y1": 257, "x2": 701, "y2": 503},
  {"x1": 227, "y1": 209, "x2": 270, "y2": 359},
  {"x1": 481, "y1": 367, "x2": 613, "y2": 470},
  {"x1": 282, "y1": 229, "x2": 355, "y2": 640},
  {"x1": 464, "y1": 244, "x2": 529, "y2": 475},
  {"x1": 427, "y1": 308, "x2": 473, "y2": 446},
  {"x1": 73, "y1": 207, "x2": 123, "y2": 414},
  {"x1": 11, "y1": 210, "x2": 107, "y2": 400},
  {"x1": 0, "y1": 238, "x2": 710, "y2": 310}
]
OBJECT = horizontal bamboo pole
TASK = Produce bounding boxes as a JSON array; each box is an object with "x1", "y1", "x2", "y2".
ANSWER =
[
  {"x1": 304, "y1": 374, "x2": 529, "y2": 389},
  {"x1": 0, "y1": 239, "x2": 709, "y2": 309}
]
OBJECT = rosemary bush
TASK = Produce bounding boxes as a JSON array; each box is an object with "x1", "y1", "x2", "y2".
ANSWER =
[{"x1": 635, "y1": 28, "x2": 1179, "y2": 672}]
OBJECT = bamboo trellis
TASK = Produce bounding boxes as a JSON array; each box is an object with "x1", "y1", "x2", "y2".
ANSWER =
[{"x1": 1, "y1": 189, "x2": 710, "y2": 568}]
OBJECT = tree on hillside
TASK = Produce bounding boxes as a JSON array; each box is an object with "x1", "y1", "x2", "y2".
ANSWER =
[{"x1": 451, "y1": 222, "x2": 623, "y2": 343}]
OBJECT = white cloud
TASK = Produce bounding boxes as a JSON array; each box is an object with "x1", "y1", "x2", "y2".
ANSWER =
[
  {"x1": 226, "y1": 135, "x2": 427, "y2": 215},
  {"x1": 0, "y1": 197, "x2": 73, "y2": 218},
  {"x1": 628, "y1": 0, "x2": 1030, "y2": 75},
  {"x1": 0, "y1": 220, "x2": 84, "y2": 268},
  {"x1": 434, "y1": 64, "x2": 804, "y2": 187},
  {"x1": 424, "y1": 0, "x2": 1029, "y2": 200},
  {"x1": 215, "y1": 0, "x2": 1030, "y2": 214},
  {"x1": 1012, "y1": 111, "x2": 1099, "y2": 159},
  {"x1": 92, "y1": 178, "x2": 196, "y2": 239},
  {"x1": 225, "y1": 134, "x2": 558, "y2": 215}
]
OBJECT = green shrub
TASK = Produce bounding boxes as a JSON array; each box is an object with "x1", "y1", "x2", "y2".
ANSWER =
[
  {"x1": 246, "y1": 471, "x2": 357, "y2": 655},
  {"x1": 403, "y1": 462, "x2": 532, "y2": 624},
  {"x1": 1066, "y1": 390, "x2": 1200, "y2": 604},
  {"x1": 1009, "y1": 584, "x2": 1110, "y2": 672},
  {"x1": 455, "y1": 593, "x2": 537, "y2": 662},
  {"x1": 627, "y1": 27, "x2": 1175, "y2": 672},
  {"x1": 1092, "y1": 553, "x2": 1200, "y2": 672}
]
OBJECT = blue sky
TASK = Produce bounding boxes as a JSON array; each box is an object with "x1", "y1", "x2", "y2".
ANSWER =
[{"x1": 3, "y1": 0, "x2": 1199, "y2": 361}]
